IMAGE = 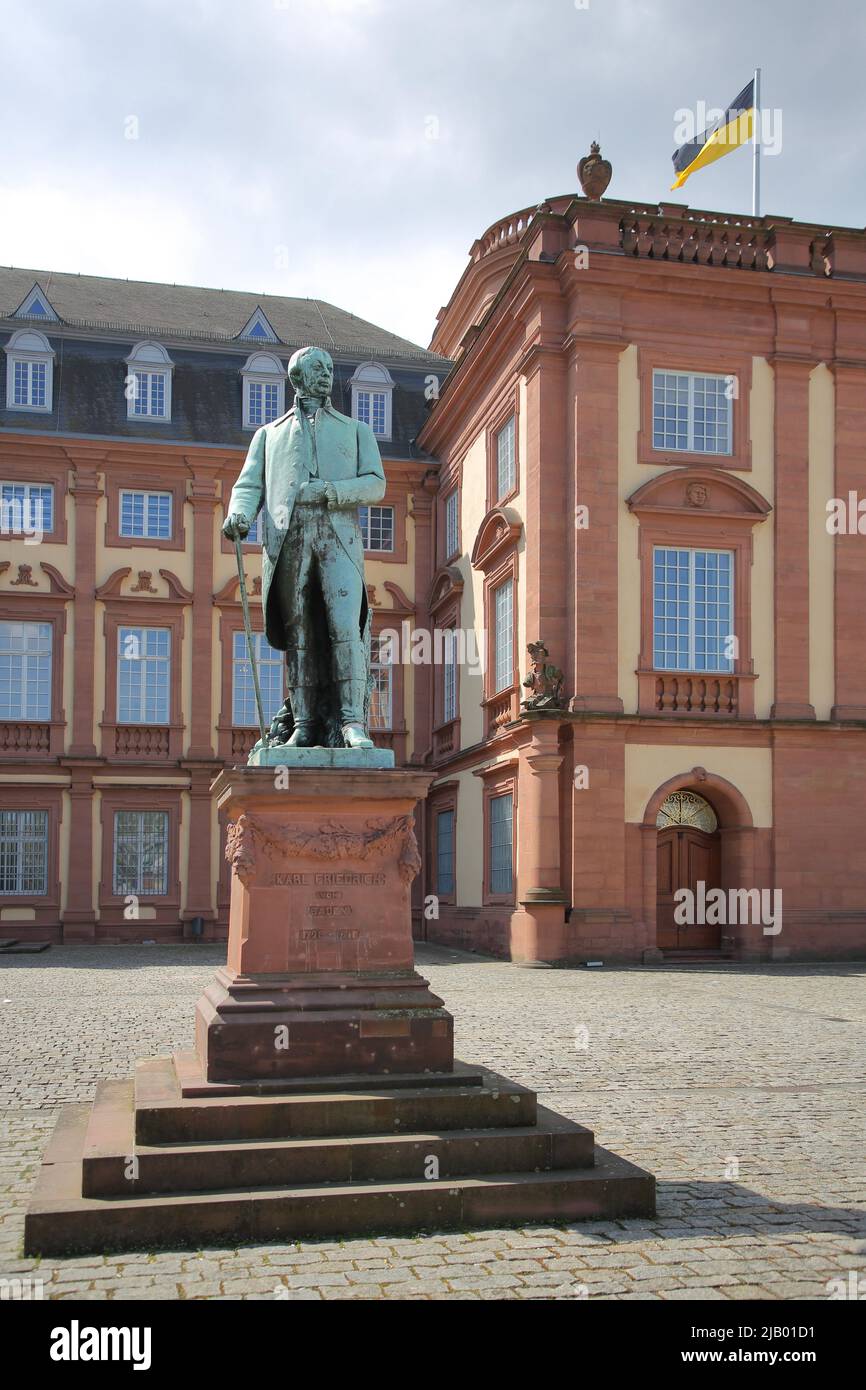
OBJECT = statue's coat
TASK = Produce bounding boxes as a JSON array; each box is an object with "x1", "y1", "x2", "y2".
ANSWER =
[{"x1": 227, "y1": 402, "x2": 386, "y2": 650}]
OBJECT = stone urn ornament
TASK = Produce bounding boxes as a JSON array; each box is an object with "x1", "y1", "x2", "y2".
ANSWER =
[{"x1": 578, "y1": 141, "x2": 612, "y2": 201}]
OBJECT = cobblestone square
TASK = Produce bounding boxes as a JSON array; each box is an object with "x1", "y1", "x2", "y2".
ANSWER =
[{"x1": 1, "y1": 944, "x2": 863, "y2": 1301}]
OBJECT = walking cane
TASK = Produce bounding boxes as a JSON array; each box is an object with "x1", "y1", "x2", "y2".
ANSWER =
[{"x1": 234, "y1": 533, "x2": 268, "y2": 747}]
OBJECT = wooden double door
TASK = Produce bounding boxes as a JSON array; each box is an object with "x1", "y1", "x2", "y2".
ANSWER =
[{"x1": 656, "y1": 826, "x2": 722, "y2": 951}]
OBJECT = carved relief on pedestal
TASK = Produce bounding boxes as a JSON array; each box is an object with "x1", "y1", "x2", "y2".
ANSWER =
[{"x1": 225, "y1": 812, "x2": 421, "y2": 886}]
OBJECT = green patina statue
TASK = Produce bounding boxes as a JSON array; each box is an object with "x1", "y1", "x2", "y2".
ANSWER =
[{"x1": 223, "y1": 346, "x2": 386, "y2": 750}]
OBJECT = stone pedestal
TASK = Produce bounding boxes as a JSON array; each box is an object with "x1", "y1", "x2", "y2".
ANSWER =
[
  {"x1": 196, "y1": 767, "x2": 452, "y2": 1082},
  {"x1": 23, "y1": 760, "x2": 656, "y2": 1256}
]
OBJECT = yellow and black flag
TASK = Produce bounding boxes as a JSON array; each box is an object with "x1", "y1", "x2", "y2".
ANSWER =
[{"x1": 671, "y1": 79, "x2": 755, "y2": 191}]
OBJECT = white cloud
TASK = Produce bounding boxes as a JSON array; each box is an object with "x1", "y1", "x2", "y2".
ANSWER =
[{"x1": 1, "y1": 0, "x2": 864, "y2": 347}]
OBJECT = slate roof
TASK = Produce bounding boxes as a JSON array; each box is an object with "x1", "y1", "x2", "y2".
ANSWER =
[{"x1": 0, "y1": 265, "x2": 449, "y2": 365}]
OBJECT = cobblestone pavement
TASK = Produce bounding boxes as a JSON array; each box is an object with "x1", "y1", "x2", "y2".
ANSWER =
[{"x1": 1, "y1": 944, "x2": 864, "y2": 1301}]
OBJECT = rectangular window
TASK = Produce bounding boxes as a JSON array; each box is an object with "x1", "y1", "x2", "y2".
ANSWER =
[
  {"x1": 443, "y1": 628, "x2": 457, "y2": 724},
  {"x1": 0, "y1": 809, "x2": 48, "y2": 895},
  {"x1": 436, "y1": 809, "x2": 455, "y2": 896},
  {"x1": 117, "y1": 627, "x2": 171, "y2": 724},
  {"x1": 113, "y1": 811, "x2": 169, "y2": 896},
  {"x1": 652, "y1": 371, "x2": 733, "y2": 455},
  {"x1": 496, "y1": 415, "x2": 516, "y2": 498},
  {"x1": 356, "y1": 390, "x2": 387, "y2": 437},
  {"x1": 0, "y1": 482, "x2": 53, "y2": 535},
  {"x1": 131, "y1": 371, "x2": 168, "y2": 419},
  {"x1": 493, "y1": 578, "x2": 514, "y2": 693},
  {"x1": 12, "y1": 360, "x2": 47, "y2": 408},
  {"x1": 488, "y1": 792, "x2": 513, "y2": 896},
  {"x1": 653, "y1": 547, "x2": 734, "y2": 673},
  {"x1": 445, "y1": 489, "x2": 459, "y2": 558},
  {"x1": 369, "y1": 635, "x2": 393, "y2": 730},
  {"x1": 247, "y1": 381, "x2": 281, "y2": 428},
  {"x1": 359, "y1": 504, "x2": 395, "y2": 553},
  {"x1": 119, "y1": 490, "x2": 172, "y2": 540},
  {"x1": 231, "y1": 631, "x2": 284, "y2": 727},
  {"x1": 0, "y1": 621, "x2": 52, "y2": 720}
]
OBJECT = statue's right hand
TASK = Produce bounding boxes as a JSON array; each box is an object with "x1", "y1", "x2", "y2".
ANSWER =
[{"x1": 223, "y1": 512, "x2": 250, "y2": 541}]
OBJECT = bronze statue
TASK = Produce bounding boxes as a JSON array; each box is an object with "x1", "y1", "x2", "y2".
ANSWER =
[{"x1": 223, "y1": 346, "x2": 386, "y2": 750}]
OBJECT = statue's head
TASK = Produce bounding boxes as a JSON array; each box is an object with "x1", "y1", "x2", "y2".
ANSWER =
[{"x1": 288, "y1": 346, "x2": 334, "y2": 401}]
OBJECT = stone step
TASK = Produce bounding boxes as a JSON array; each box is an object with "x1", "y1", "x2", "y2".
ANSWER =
[
  {"x1": 172, "y1": 1050, "x2": 486, "y2": 1098},
  {"x1": 26, "y1": 1104, "x2": 655, "y2": 1257},
  {"x1": 135, "y1": 1057, "x2": 538, "y2": 1144},
  {"x1": 81, "y1": 1080, "x2": 594, "y2": 1197}
]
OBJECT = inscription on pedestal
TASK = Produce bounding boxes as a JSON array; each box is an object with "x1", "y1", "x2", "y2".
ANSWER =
[{"x1": 270, "y1": 872, "x2": 387, "y2": 887}]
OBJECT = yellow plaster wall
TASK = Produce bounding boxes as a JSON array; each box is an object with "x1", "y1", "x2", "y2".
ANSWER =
[
  {"x1": 625, "y1": 744, "x2": 773, "y2": 827},
  {"x1": 808, "y1": 365, "x2": 835, "y2": 720},
  {"x1": 180, "y1": 791, "x2": 190, "y2": 914},
  {"x1": 749, "y1": 357, "x2": 775, "y2": 718},
  {"x1": 451, "y1": 767, "x2": 485, "y2": 906},
  {"x1": 455, "y1": 432, "x2": 487, "y2": 747}
]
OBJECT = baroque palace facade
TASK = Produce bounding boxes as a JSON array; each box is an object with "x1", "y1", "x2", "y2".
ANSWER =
[
  {"x1": 416, "y1": 193, "x2": 866, "y2": 965},
  {"x1": 3, "y1": 187, "x2": 866, "y2": 962},
  {"x1": 0, "y1": 268, "x2": 447, "y2": 943}
]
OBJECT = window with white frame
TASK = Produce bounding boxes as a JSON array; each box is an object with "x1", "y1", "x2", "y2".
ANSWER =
[
  {"x1": 232, "y1": 631, "x2": 284, "y2": 727},
  {"x1": 242, "y1": 353, "x2": 285, "y2": 429},
  {"x1": 652, "y1": 370, "x2": 733, "y2": 455},
  {"x1": 356, "y1": 389, "x2": 387, "y2": 436},
  {"x1": 125, "y1": 342, "x2": 173, "y2": 421},
  {"x1": 444, "y1": 489, "x2": 459, "y2": 558},
  {"x1": 493, "y1": 577, "x2": 514, "y2": 693},
  {"x1": 359, "y1": 504, "x2": 394, "y2": 553},
  {"x1": 113, "y1": 810, "x2": 169, "y2": 896},
  {"x1": 653, "y1": 547, "x2": 734, "y2": 673},
  {"x1": 0, "y1": 482, "x2": 53, "y2": 536},
  {"x1": 350, "y1": 362, "x2": 394, "y2": 440},
  {"x1": 496, "y1": 415, "x2": 516, "y2": 498},
  {"x1": 435, "y1": 808, "x2": 455, "y2": 896},
  {"x1": 443, "y1": 627, "x2": 457, "y2": 724},
  {"x1": 0, "y1": 621, "x2": 52, "y2": 720},
  {"x1": 0, "y1": 810, "x2": 48, "y2": 895},
  {"x1": 119, "y1": 490, "x2": 172, "y2": 540},
  {"x1": 4, "y1": 329, "x2": 54, "y2": 412},
  {"x1": 369, "y1": 635, "x2": 393, "y2": 730},
  {"x1": 488, "y1": 792, "x2": 514, "y2": 895},
  {"x1": 117, "y1": 627, "x2": 171, "y2": 724}
]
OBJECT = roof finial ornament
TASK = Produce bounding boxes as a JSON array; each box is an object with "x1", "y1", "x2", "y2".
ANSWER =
[{"x1": 578, "y1": 140, "x2": 612, "y2": 201}]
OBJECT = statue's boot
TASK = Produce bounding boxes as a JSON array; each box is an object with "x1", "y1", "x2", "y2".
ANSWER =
[
  {"x1": 286, "y1": 684, "x2": 318, "y2": 748},
  {"x1": 333, "y1": 639, "x2": 374, "y2": 749}
]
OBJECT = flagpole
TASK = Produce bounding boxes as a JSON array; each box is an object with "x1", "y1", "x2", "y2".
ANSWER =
[{"x1": 752, "y1": 67, "x2": 762, "y2": 217}]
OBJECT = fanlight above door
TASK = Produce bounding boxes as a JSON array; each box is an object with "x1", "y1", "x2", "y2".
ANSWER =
[{"x1": 656, "y1": 791, "x2": 718, "y2": 833}]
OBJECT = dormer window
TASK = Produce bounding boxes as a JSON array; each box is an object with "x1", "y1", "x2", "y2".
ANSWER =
[
  {"x1": 13, "y1": 283, "x2": 59, "y2": 321},
  {"x1": 241, "y1": 353, "x2": 286, "y2": 429},
  {"x1": 4, "y1": 330, "x2": 55, "y2": 412},
  {"x1": 349, "y1": 362, "x2": 394, "y2": 441},
  {"x1": 237, "y1": 307, "x2": 279, "y2": 343},
  {"x1": 125, "y1": 341, "x2": 174, "y2": 421}
]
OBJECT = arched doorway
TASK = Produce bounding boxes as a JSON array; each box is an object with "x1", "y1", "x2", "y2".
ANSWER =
[{"x1": 655, "y1": 790, "x2": 721, "y2": 951}]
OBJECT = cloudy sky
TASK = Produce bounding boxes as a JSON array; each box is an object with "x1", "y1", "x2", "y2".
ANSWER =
[{"x1": 2, "y1": 0, "x2": 863, "y2": 349}]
